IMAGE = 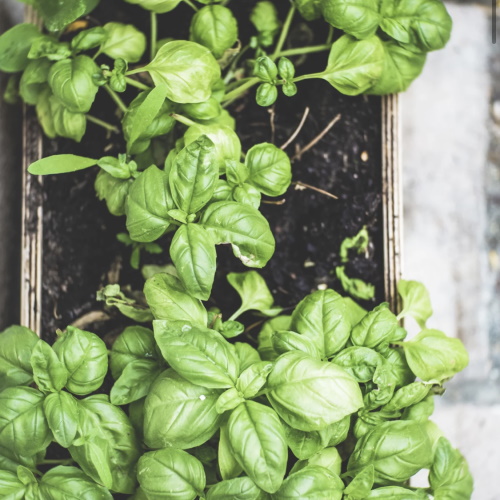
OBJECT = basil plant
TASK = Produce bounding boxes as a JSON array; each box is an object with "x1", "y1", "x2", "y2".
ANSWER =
[
  {"x1": 0, "y1": 276, "x2": 473, "y2": 499},
  {"x1": 1, "y1": 0, "x2": 452, "y2": 138},
  {"x1": 1, "y1": 0, "x2": 453, "y2": 298},
  {"x1": 29, "y1": 133, "x2": 291, "y2": 300}
]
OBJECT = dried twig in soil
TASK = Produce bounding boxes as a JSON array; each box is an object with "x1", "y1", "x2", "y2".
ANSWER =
[
  {"x1": 281, "y1": 107, "x2": 310, "y2": 150},
  {"x1": 268, "y1": 105, "x2": 276, "y2": 144},
  {"x1": 293, "y1": 181, "x2": 338, "y2": 200},
  {"x1": 71, "y1": 310, "x2": 111, "y2": 329},
  {"x1": 292, "y1": 113, "x2": 341, "y2": 161},
  {"x1": 262, "y1": 199, "x2": 286, "y2": 205}
]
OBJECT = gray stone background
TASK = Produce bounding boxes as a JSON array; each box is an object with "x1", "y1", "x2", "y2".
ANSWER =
[{"x1": 0, "y1": 1, "x2": 498, "y2": 498}]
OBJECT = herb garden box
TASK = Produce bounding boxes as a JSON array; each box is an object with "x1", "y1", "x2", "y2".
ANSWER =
[
  {"x1": 1, "y1": 1, "x2": 475, "y2": 499},
  {"x1": 20, "y1": 3, "x2": 402, "y2": 337}
]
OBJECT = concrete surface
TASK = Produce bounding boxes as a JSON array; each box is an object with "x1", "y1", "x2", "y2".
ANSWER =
[{"x1": 402, "y1": 4, "x2": 500, "y2": 498}]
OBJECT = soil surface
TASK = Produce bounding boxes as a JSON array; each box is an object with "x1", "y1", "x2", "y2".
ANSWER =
[{"x1": 36, "y1": 1, "x2": 384, "y2": 343}]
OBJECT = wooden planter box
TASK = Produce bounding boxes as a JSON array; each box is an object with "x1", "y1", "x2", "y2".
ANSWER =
[{"x1": 20, "y1": 8, "x2": 403, "y2": 334}]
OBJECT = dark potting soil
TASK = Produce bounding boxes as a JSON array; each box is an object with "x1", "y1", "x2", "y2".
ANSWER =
[{"x1": 36, "y1": 1, "x2": 384, "y2": 343}]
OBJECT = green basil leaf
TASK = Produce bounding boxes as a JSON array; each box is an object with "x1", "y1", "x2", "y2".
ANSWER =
[
  {"x1": 216, "y1": 388, "x2": 245, "y2": 414},
  {"x1": 101, "y1": 23, "x2": 146, "y2": 62},
  {"x1": 69, "y1": 395, "x2": 140, "y2": 494},
  {"x1": 271, "y1": 331, "x2": 322, "y2": 359},
  {"x1": 257, "y1": 316, "x2": 292, "y2": 361},
  {"x1": 429, "y1": 437, "x2": 473, "y2": 499},
  {"x1": 250, "y1": 1, "x2": 280, "y2": 47},
  {"x1": 125, "y1": 166, "x2": 173, "y2": 242},
  {"x1": 170, "y1": 224, "x2": 217, "y2": 301},
  {"x1": 144, "y1": 369, "x2": 222, "y2": 449},
  {"x1": 380, "y1": 0, "x2": 452, "y2": 51},
  {"x1": 201, "y1": 201, "x2": 275, "y2": 268},
  {"x1": 17, "y1": 466, "x2": 36, "y2": 486},
  {"x1": 228, "y1": 401, "x2": 287, "y2": 493},
  {"x1": 347, "y1": 420, "x2": 432, "y2": 484},
  {"x1": 274, "y1": 465, "x2": 344, "y2": 499},
  {"x1": 234, "y1": 343, "x2": 262, "y2": 373},
  {"x1": 294, "y1": 0, "x2": 322, "y2": 20},
  {"x1": 190, "y1": 5, "x2": 238, "y2": 59},
  {"x1": 218, "y1": 422, "x2": 243, "y2": 480},
  {"x1": 244, "y1": 143, "x2": 291, "y2": 197},
  {"x1": 49, "y1": 96, "x2": 87, "y2": 142},
  {"x1": 220, "y1": 320, "x2": 245, "y2": 339},
  {"x1": 340, "y1": 227, "x2": 369, "y2": 262},
  {"x1": 322, "y1": 0, "x2": 381, "y2": 39},
  {"x1": 200, "y1": 108, "x2": 236, "y2": 129},
  {"x1": 344, "y1": 465, "x2": 374, "y2": 499},
  {"x1": 95, "y1": 171, "x2": 133, "y2": 216},
  {"x1": 396, "y1": 279, "x2": 433, "y2": 328},
  {"x1": 37, "y1": 0, "x2": 99, "y2": 32},
  {"x1": 0, "y1": 326, "x2": 39, "y2": 391},
  {"x1": 170, "y1": 135, "x2": 219, "y2": 214},
  {"x1": 19, "y1": 59, "x2": 51, "y2": 105},
  {"x1": 293, "y1": 447, "x2": 342, "y2": 477},
  {"x1": 321, "y1": 35, "x2": 384, "y2": 95},
  {"x1": 363, "y1": 360, "x2": 397, "y2": 410},
  {"x1": 401, "y1": 395, "x2": 434, "y2": 422},
  {"x1": 401, "y1": 329, "x2": 469, "y2": 383},
  {"x1": 365, "y1": 486, "x2": 423, "y2": 499},
  {"x1": 232, "y1": 184, "x2": 261, "y2": 209},
  {"x1": 48, "y1": 55, "x2": 99, "y2": 113},
  {"x1": 71, "y1": 27, "x2": 107, "y2": 53},
  {"x1": 381, "y1": 382, "x2": 430, "y2": 413},
  {"x1": 35, "y1": 87, "x2": 57, "y2": 138},
  {"x1": 153, "y1": 322, "x2": 239, "y2": 388},
  {"x1": 367, "y1": 41, "x2": 426, "y2": 95},
  {"x1": 30, "y1": 340, "x2": 68, "y2": 393},
  {"x1": 43, "y1": 391, "x2": 79, "y2": 448},
  {"x1": 123, "y1": 0, "x2": 183, "y2": 13},
  {"x1": 123, "y1": 88, "x2": 176, "y2": 155},
  {"x1": 142, "y1": 41, "x2": 221, "y2": 103},
  {"x1": 284, "y1": 416, "x2": 350, "y2": 460},
  {"x1": 227, "y1": 271, "x2": 282, "y2": 318},
  {"x1": 110, "y1": 326, "x2": 157, "y2": 379},
  {"x1": 207, "y1": 477, "x2": 263, "y2": 500},
  {"x1": 343, "y1": 297, "x2": 368, "y2": 326},
  {"x1": 267, "y1": 351, "x2": 363, "y2": 431},
  {"x1": 383, "y1": 347, "x2": 415, "y2": 388},
  {"x1": 0, "y1": 450, "x2": 38, "y2": 478},
  {"x1": 0, "y1": 469, "x2": 26, "y2": 499},
  {"x1": 28, "y1": 154, "x2": 97, "y2": 175},
  {"x1": 283, "y1": 423, "x2": 329, "y2": 461},
  {"x1": 124, "y1": 85, "x2": 171, "y2": 153},
  {"x1": 0, "y1": 24, "x2": 42, "y2": 73},
  {"x1": 182, "y1": 97, "x2": 222, "y2": 121},
  {"x1": 39, "y1": 465, "x2": 113, "y2": 499},
  {"x1": 254, "y1": 57, "x2": 278, "y2": 82},
  {"x1": 290, "y1": 289, "x2": 350, "y2": 358},
  {"x1": 138, "y1": 448, "x2": 206, "y2": 500},
  {"x1": 110, "y1": 359, "x2": 162, "y2": 406},
  {"x1": 28, "y1": 36, "x2": 71, "y2": 61},
  {"x1": 53, "y1": 327, "x2": 108, "y2": 396},
  {"x1": 332, "y1": 346, "x2": 384, "y2": 382},
  {"x1": 350, "y1": 303, "x2": 398, "y2": 348},
  {"x1": 184, "y1": 123, "x2": 241, "y2": 167},
  {"x1": 255, "y1": 83, "x2": 277, "y2": 107},
  {"x1": 236, "y1": 361, "x2": 273, "y2": 398},
  {"x1": 145, "y1": 273, "x2": 208, "y2": 325},
  {"x1": 336, "y1": 266, "x2": 375, "y2": 301},
  {"x1": 0, "y1": 387, "x2": 51, "y2": 458}
]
